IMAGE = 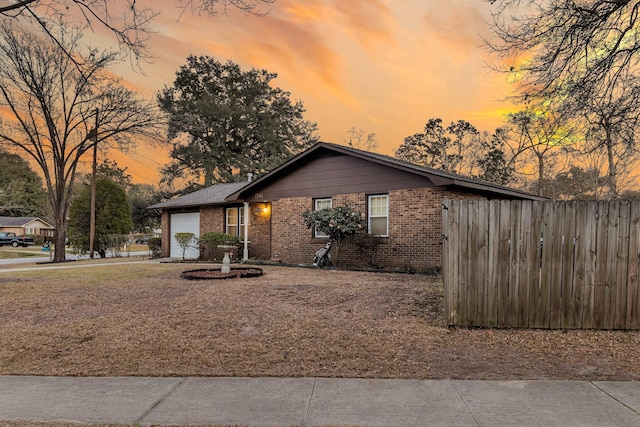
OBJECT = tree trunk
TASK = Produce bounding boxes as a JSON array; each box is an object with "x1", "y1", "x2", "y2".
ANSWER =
[
  {"x1": 537, "y1": 154, "x2": 544, "y2": 196},
  {"x1": 51, "y1": 177, "x2": 72, "y2": 263},
  {"x1": 53, "y1": 212, "x2": 67, "y2": 262},
  {"x1": 605, "y1": 128, "x2": 617, "y2": 198}
]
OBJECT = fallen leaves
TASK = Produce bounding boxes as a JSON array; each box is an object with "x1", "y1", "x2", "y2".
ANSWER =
[{"x1": 0, "y1": 263, "x2": 638, "y2": 380}]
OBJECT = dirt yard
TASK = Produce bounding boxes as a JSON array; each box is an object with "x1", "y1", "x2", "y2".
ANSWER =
[{"x1": 0, "y1": 262, "x2": 639, "y2": 380}]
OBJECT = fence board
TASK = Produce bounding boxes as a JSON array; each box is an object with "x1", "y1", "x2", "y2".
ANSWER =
[
  {"x1": 443, "y1": 198, "x2": 459, "y2": 326},
  {"x1": 486, "y1": 200, "x2": 500, "y2": 327},
  {"x1": 614, "y1": 201, "x2": 630, "y2": 329},
  {"x1": 561, "y1": 202, "x2": 577, "y2": 328},
  {"x1": 549, "y1": 202, "x2": 565, "y2": 329},
  {"x1": 572, "y1": 202, "x2": 587, "y2": 328},
  {"x1": 528, "y1": 201, "x2": 543, "y2": 327},
  {"x1": 593, "y1": 201, "x2": 609, "y2": 328},
  {"x1": 497, "y1": 200, "x2": 511, "y2": 327},
  {"x1": 443, "y1": 199, "x2": 640, "y2": 330},
  {"x1": 604, "y1": 201, "x2": 619, "y2": 330},
  {"x1": 508, "y1": 200, "x2": 522, "y2": 327},
  {"x1": 458, "y1": 200, "x2": 469, "y2": 326},
  {"x1": 442, "y1": 198, "x2": 451, "y2": 323},
  {"x1": 477, "y1": 200, "x2": 489, "y2": 327},
  {"x1": 581, "y1": 202, "x2": 598, "y2": 329},
  {"x1": 539, "y1": 202, "x2": 555, "y2": 328},
  {"x1": 518, "y1": 201, "x2": 533, "y2": 327},
  {"x1": 627, "y1": 202, "x2": 640, "y2": 329},
  {"x1": 467, "y1": 200, "x2": 479, "y2": 326}
]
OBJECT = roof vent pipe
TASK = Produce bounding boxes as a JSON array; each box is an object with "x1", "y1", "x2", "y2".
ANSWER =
[{"x1": 247, "y1": 172, "x2": 253, "y2": 183}]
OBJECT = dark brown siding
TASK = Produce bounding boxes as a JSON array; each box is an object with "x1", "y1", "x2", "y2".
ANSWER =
[{"x1": 247, "y1": 152, "x2": 434, "y2": 201}]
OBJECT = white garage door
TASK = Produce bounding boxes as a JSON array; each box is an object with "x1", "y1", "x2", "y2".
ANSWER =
[{"x1": 170, "y1": 212, "x2": 200, "y2": 259}]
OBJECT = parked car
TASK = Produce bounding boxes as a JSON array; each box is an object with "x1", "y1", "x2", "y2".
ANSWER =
[
  {"x1": 134, "y1": 235, "x2": 151, "y2": 244},
  {"x1": 0, "y1": 232, "x2": 35, "y2": 247}
]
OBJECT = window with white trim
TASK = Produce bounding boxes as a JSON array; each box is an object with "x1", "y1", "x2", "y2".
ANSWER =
[
  {"x1": 368, "y1": 194, "x2": 388, "y2": 237},
  {"x1": 313, "y1": 198, "x2": 332, "y2": 238},
  {"x1": 225, "y1": 206, "x2": 248, "y2": 241}
]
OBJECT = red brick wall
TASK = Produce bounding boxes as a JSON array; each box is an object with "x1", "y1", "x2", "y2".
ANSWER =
[
  {"x1": 200, "y1": 206, "x2": 225, "y2": 234},
  {"x1": 160, "y1": 211, "x2": 170, "y2": 257},
  {"x1": 270, "y1": 188, "x2": 484, "y2": 271},
  {"x1": 270, "y1": 197, "x2": 312, "y2": 263},
  {"x1": 249, "y1": 204, "x2": 272, "y2": 260}
]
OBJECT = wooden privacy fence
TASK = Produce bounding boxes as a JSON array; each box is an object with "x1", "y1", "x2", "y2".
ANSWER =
[{"x1": 442, "y1": 198, "x2": 640, "y2": 330}]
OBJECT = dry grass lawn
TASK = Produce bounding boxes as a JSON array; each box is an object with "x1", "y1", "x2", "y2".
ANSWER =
[{"x1": 1, "y1": 261, "x2": 639, "y2": 380}]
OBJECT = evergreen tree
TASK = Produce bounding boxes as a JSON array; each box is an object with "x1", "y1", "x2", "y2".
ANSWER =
[
  {"x1": 68, "y1": 178, "x2": 133, "y2": 257},
  {"x1": 0, "y1": 149, "x2": 47, "y2": 217}
]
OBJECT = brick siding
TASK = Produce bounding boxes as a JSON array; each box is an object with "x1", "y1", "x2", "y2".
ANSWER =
[
  {"x1": 249, "y1": 204, "x2": 271, "y2": 260},
  {"x1": 162, "y1": 190, "x2": 486, "y2": 270},
  {"x1": 160, "y1": 211, "x2": 170, "y2": 257},
  {"x1": 270, "y1": 188, "x2": 484, "y2": 272}
]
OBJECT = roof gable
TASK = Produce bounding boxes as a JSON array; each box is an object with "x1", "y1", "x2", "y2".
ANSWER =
[{"x1": 227, "y1": 142, "x2": 546, "y2": 201}]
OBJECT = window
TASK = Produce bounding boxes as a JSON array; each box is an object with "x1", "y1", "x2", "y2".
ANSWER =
[
  {"x1": 314, "y1": 198, "x2": 332, "y2": 238},
  {"x1": 225, "y1": 206, "x2": 248, "y2": 241},
  {"x1": 368, "y1": 194, "x2": 388, "y2": 237}
]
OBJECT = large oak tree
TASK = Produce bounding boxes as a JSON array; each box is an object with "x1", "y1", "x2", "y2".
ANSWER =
[{"x1": 158, "y1": 55, "x2": 319, "y2": 187}]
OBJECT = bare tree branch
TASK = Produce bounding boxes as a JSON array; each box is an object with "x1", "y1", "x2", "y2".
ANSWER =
[
  {"x1": 0, "y1": 21, "x2": 163, "y2": 261},
  {"x1": 0, "y1": 0, "x2": 277, "y2": 65}
]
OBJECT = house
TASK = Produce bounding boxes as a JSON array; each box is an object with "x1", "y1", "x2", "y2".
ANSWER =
[
  {"x1": 150, "y1": 142, "x2": 544, "y2": 270},
  {"x1": 0, "y1": 216, "x2": 55, "y2": 238}
]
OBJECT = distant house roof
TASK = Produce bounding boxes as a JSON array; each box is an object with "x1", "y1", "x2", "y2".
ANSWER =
[
  {"x1": 226, "y1": 142, "x2": 547, "y2": 201},
  {"x1": 148, "y1": 181, "x2": 250, "y2": 210},
  {"x1": 0, "y1": 216, "x2": 54, "y2": 229}
]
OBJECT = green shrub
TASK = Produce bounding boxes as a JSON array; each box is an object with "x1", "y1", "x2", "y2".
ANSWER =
[
  {"x1": 302, "y1": 205, "x2": 367, "y2": 265},
  {"x1": 199, "y1": 232, "x2": 239, "y2": 261},
  {"x1": 147, "y1": 237, "x2": 162, "y2": 258},
  {"x1": 174, "y1": 232, "x2": 197, "y2": 260}
]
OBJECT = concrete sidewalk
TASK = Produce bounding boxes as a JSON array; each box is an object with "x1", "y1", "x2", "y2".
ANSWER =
[{"x1": 1, "y1": 377, "x2": 640, "y2": 426}]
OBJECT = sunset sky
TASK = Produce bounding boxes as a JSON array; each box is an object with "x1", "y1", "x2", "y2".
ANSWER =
[{"x1": 99, "y1": 0, "x2": 515, "y2": 185}]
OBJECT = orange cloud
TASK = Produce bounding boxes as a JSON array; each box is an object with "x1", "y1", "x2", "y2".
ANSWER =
[
  {"x1": 330, "y1": 0, "x2": 395, "y2": 49},
  {"x1": 55, "y1": 0, "x2": 522, "y2": 183},
  {"x1": 284, "y1": 2, "x2": 325, "y2": 23}
]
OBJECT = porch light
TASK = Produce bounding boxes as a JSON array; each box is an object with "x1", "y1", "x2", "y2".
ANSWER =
[{"x1": 254, "y1": 203, "x2": 270, "y2": 217}]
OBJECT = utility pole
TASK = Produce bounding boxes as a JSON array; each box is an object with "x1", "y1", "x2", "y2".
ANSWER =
[{"x1": 89, "y1": 109, "x2": 98, "y2": 259}]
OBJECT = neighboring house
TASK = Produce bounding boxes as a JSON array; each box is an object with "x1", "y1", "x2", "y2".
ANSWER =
[
  {"x1": 150, "y1": 142, "x2": 545, "y2": 270},
  {"x1": 0, "y1": 216, "x2": 55, "y2": 237}
]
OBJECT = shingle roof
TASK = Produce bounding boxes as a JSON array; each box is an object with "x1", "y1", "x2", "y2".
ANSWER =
[
  {"x1": 148, "y1": 181, "x2": 249, "y2": 209},
  {"x1": 0, "y1": 216, "x2": 53, "y2": 228}
]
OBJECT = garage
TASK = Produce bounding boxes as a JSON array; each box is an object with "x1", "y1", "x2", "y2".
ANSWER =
[{"x1": 169, "y1": 212, "x2": 200, "y2": 259}]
